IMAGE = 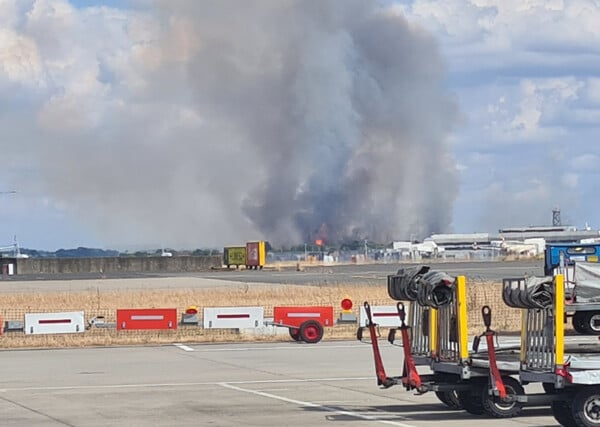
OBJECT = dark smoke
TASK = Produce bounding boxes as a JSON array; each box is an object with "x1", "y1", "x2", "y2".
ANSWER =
[
  {"x1": 3, "y1": 0, "x2": 459, "y2": 249},
  {"x1": 153, "y1": 0, "x2": 460, "y2": 245}
]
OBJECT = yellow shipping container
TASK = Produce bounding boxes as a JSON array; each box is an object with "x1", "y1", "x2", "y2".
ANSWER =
[{"x1": 223, "y1": 246, "x2": 246, "y2": 268}]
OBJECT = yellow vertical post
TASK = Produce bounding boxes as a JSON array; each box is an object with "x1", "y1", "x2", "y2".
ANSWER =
[
  {"x1": 555, "y1": 274, "x2": 564, "y2": 367},
  {"x1": 520, "y1": 309, "x2": 527, "y2": 366},
  {"x1": 456, "y1": 276, "x2": 469, "y2": 361},
  {"x1": 429, "y1": 308, "x2": 438, "y2": 357}
]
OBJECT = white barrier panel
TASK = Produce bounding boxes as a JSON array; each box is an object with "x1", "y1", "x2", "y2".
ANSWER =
[
  {"x1": 203, "y1": 307, "x2": 264, "y2": 329},
  {"x1": 25, "y1": 311, "x2": 85, "y2": 335},
  {"x1": 359, "y1": 305, "x2": 403, "y2": 327}
]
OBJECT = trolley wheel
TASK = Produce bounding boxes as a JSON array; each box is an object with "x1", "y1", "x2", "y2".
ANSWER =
[
  {"x1": 288, "y1": 328, "x2": 301, "y2": 341},
  {"x1": 573, "y1": 312, "x2": 589, "y2": 334},
  {"x1": 583, "y1": 312, "x2": 600, "y2": 335},
  {"x1": 435, "y1": 391, "x2": 462, "y2": 410},
  {"x1": 552, "y1": 399, "x2": 577, "y2": 427},
  {"x1": 457, "y1": 379, "x2": 485, "y2": 415},
  {"x1": 573, "y1": 386, "x2": 600, "y2": 426},
  {"x1": 299, "y1": 320, "x2": 324, "y2": 344},
  {"x1": 481, "y1": 376, "x2": 524, "y2": 418}
]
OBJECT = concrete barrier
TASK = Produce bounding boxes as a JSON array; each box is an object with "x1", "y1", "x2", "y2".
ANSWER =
[{"x1": 16, "y1": 255, "x2": 222, "y2": 275}]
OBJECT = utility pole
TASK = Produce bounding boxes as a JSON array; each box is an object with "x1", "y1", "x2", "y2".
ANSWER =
[{"x1": 1, "y1": 191, "x2": 18, "y2": 260}]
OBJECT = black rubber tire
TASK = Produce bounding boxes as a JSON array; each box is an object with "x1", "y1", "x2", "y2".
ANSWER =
[
  {"x1": 572, "y1": 386, "x2": 600, "y2": 426},
  {"x1": 543, "y1": 382, "x2": 558, "y2": 394},
  {"x1": 457, "y1": 379, "x2": 486, "y2": 415},
  {"x1": 552, "y1": 399, "x2": 577, "y2": 427},
  {"x1": 573, "y1": 312, "x2": 589, "y2": 334},
  {"x1": 288, "y1": 328, "x2": 301, "y2": 341},
  {"x1": 435, "y1": 391, "x2": 462, "y2": 410},
  {"x1": 299, "y1": 320, "x2": 324, "y2": 344},
  {"x1": 481, "y1": 376, "x2": 524, "y2": 418},
  {"x1": 583, "y1": 312, "x2": 600, "y2": 335}
]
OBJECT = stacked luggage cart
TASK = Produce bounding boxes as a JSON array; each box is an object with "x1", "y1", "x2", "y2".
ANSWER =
[
  {"x1": 359, "y1": 265, "x2": 600, "y2": 426},
  {"x1": 504, "y1": 274, "x2": 600, "y2": 426}
]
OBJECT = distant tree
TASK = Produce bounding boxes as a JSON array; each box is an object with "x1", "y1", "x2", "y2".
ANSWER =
[{"x1": 55, "y1": 247, "x2": 119, "y2": 258}]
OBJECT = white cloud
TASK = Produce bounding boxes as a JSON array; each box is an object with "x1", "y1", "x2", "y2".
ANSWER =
[
  {"x1": 561, "y1": 173, "x2": 579, "y2": 189},
  {"x1": 571, "y1": 154, "x2": 600, "y2": 170},
  {"x1": 398, "y1": 0, "x2": 600, "y2": 68},
  {"x1": 476, "y1": 77, "x2": 584, "y2": 143},
  {"x1": 0, "y1": 28, "x2": 43, "y2": 86},
  {"x1": 582, "y1": 78, "x2": 600, "y2": 105},
  {"x1": 394, "y1": 0, "x2": 600, "y2": 233}
]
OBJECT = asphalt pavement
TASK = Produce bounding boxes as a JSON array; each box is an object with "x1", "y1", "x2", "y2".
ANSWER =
[
  {"x1": 0, "y1": 340, "x2": 561, "y2": 427},
  {"x1": 0, "y1": 260, "x2": 544, "y2": 293}
]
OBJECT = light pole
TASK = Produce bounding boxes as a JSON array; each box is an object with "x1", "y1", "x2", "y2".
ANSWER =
[
  {"x1": 0, "y1": 191, "x2": 18, "y2": 260},
  {"x1": 304, "y1": 243, "x2": 307, "y2": 262},
  {"x1": 364, "y1": 239, "x2": 368, "y2": 260}
]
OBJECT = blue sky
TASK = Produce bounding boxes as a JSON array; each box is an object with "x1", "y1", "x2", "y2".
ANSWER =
[{"x1": 1, "y1": 0, "x2": 600, "y2": 250}]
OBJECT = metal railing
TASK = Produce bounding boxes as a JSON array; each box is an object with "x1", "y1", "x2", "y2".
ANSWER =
[
  {"x1": 408, "y1": 303, "x2": 431, "y2": 357},
  {"x1": 502, "y1": 275, "x2": 564, "y2": 375}
]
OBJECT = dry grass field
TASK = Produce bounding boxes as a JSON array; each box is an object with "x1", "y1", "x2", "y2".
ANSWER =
[{"x1": 0, "y1": 278, "x2": 539, "y2": 349}]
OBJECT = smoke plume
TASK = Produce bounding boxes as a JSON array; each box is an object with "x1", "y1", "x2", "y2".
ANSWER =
[{"x1": 1, "y1": 0, "x2": 459, "y2": 248}]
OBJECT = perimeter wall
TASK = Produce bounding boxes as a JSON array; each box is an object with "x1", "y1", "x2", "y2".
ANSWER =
[{"x1": 15, "y1": 255, "x2": 222, "y2": 274}]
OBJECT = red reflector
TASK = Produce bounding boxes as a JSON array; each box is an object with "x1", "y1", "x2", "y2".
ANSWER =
[
  {"x1": 185, "y1": 305, "x2": 198, "y2": 314},
  {"x1": 341, "y1": 299, "x2": 353, "y2": 311},
  {"x1": 39, "y1": 319, "x2": 72, "y2": 324},
  {"x1": 216, "y1": 314, "x2": 251, "y2": 319}
]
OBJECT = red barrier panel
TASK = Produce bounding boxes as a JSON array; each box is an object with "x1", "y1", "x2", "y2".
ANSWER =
[
  {"x1": 273, "y1": 306, "x2": 334, "y2": 328},
  {"x1": 117, "y1": 308, "x2": 177, "y2": 330}
]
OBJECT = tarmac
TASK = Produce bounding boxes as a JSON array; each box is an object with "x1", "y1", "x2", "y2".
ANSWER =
[
  {"x1": 0, "y1": 339, "x2": 559, "y2": 426},
  {"x1": 0, "y1": 259, "x2": 543, "y2": 293},
  {"x1": 0, "y1": 259, "x2": 563, "y2": 426}
]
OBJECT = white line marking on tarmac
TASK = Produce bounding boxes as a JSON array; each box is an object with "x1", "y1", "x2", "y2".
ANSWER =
[
  {"x1": 189, "y1": 344, "x2": 366, "y2": 352},
  {"x1": 220, "y1": 382, "x2": 416, "y2": 427},
  {"x1": 228, "y1": 377, "x2": 372, "y2": 384},
  {"x1": 173, "y1": 343, "x2": 195, "y2": 352}
]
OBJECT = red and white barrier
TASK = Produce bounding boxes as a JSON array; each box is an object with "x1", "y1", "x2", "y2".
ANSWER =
[
  {"x1": 25, "y1": 311, "x2": 85, "y2": 335},
  {"x1": 273, "y1": 306, "x2": 334, "y2": 328},
  {"x1": 117, "y1": 308, "x2": 177, "y2": 330},
  {"x1": 203, "y1": 307, "x2": 264, "y2": 329},
  {"x1": 359, "y1": 305, "x2": 402, "y2": 327}
]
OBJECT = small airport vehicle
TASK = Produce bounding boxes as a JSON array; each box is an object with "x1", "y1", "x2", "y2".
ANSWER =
[{"x1": 545, "y1": 243, "x2": 600, "y2": 334}]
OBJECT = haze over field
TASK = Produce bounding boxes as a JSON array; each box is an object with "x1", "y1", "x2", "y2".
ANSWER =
[{"x1": 1, "y1": 1, "x2": 599, "y2": 250}]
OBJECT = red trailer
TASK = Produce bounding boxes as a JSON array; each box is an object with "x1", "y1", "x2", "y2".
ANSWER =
[{"x1": 272, "y1": 306, "x2": 334, "y2": 343}]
